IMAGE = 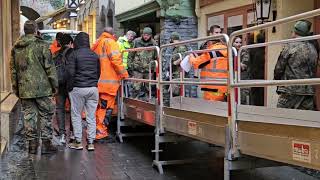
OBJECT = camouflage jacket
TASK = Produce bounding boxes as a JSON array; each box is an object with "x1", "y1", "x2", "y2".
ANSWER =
[
  {"x1": 128, "y1": 37, "x2": 157, "y2": 73},
  {"x1": 171, "y1": 45, "x2": 188, "y2": 79},
  {"x1": 239, "y1": 48, "x2": 250, "y2": 80},
  {"x1": 10, "y1": 34, "x2": 58, "y2": 98},
  {"x1": 274, "y1": 41, "x2": 317, "y2": 95}
]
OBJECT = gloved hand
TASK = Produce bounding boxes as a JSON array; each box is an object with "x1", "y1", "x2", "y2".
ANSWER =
[
  {"x1": 120, "y1": 71, "x2": 129, "y2": 79},
  {"x1": 104, "y1": 109, "x2": 113, "y2": 126},
  {"x1": 100, "y1": 99, "x2": 108, "y2": 109}
]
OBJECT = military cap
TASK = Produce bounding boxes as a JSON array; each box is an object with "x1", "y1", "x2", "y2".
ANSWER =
[
  {"x1": 143, "y1": 27, "x2": 153, "y2": 35},
  {"x1": 170, "y1": 32, "x2": 180, "y2": 40},
  {"x1": 127, "y1": 30, "x2": 136, "y2": 37},
  {"x1": 294, "y1": 20, "x2": 312, "y2": 36}
]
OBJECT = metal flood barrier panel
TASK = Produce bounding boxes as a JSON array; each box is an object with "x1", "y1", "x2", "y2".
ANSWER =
[
  {"x1": 123, "y1": 98, "x2": 156, "y2": 126},
  {"x1": 163, "y1": 97, "x2": 227, "y2": 146},
  {"x1": 117, "y1": 46, "x2": 159, "y2": 143}
]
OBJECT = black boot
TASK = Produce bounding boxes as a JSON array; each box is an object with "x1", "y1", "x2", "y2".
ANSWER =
[
  {"x1": 103, "y1": 109, "x2": 113, "y2": 126},
  {"x1": 28, "y1": 139, "x2": 39, "y2": 154},
  {"x1": 41, "y1": 139, "x2": 57, "y2": 154}
]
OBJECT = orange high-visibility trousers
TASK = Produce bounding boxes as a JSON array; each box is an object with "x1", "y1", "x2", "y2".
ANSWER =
[
  {"x1": 95, "y1": 93, "x2": 116, "y2": 139},
  {"x1": 203, "y1": 91, "x2": 225, "y2": 101}
]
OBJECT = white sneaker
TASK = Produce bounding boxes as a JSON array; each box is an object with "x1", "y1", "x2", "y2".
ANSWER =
[{"x1": 59, "y1": 134, "x2": 66, "y2": 144}]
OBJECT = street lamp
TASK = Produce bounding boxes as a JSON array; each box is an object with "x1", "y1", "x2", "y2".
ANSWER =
[{"x1": 255, "y1": 0, "x2": 271, "y2": 24}]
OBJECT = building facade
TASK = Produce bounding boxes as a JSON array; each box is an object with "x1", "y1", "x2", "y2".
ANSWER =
[
  {"x1": 77, "y1": 0, "x2": 115, "y2": 45},
  {"x1": 115, "y1": 0, "x2": 198, "y2": 44}
]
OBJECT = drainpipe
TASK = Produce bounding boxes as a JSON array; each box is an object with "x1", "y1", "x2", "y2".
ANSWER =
[{"x1": 195, "y1": 0, "x2": 200, "y2": 18}]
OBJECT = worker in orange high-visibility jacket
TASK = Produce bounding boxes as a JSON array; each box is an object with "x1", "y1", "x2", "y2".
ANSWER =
[
  {"x1": 92, "y1": 27, "x2": 129, "y2": 141},
  {"x1": 189, "y1": 42, "x2": 228, "y2": 101},
  {"x1": 50, "y1": 32, "x2": 63, "y2": 55}
]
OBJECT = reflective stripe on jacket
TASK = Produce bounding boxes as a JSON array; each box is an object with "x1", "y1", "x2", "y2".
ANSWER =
[
  {"x1": 117, "y1": 36, "x2": 132, "y2": 69},
  {"x1": 190, "y1": 43, "x2": 228, "y2": 94},
  {"x1": 92, "y1": 32, "x2": 129, "y2": 96}
]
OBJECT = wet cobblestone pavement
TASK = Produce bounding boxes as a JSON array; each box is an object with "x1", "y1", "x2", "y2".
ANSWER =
[
  {"x1": 1, "y1": 115, "x2": 319, "y2": 180},
  {"x1": 1, "y1": 135, "x2": 319, "y2": 180}
]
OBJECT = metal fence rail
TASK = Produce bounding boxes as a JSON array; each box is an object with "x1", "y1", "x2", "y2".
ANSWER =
[
  {"x1": 159, "y1": 34, "x2": 232, "y2": 131},
  {"x1": 227, "y1": 8, "x2": 320, "y2": 163},
  {"x1": 237, "y1": 34, "x2": 320, "y2": 81},
  {"x1": 117, "y1": 46, "x2": 160, "y2": 143}
]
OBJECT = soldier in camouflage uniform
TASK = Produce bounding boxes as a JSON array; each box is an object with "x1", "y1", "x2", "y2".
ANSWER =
[
  {"x1": 274, "y1": 20, "x2": 317, "y2": 110},
  {"x1": 128, "y1": 27, "x2": 157, "y2": 101},
  {"x1": 233, "y1": 36, "x2": 250, "y2": 104},
  {"x1": 163, "y1": 32, "x2": 188, "y2": 106},
  {"x1": 10, "y1": 21, "x2": 58, "y2": 154}
]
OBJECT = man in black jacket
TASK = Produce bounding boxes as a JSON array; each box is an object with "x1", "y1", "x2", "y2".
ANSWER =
[
  {"x1": 54, "y1": 34, "x2": 73, "y2": 144},
  {"x1": 66, "y1": 32, "x2": 100, "y2": 151}
]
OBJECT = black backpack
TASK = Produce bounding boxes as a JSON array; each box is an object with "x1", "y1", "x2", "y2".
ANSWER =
[{"x1": 54, "y1": 48, "x2": 70, "y2": 85}]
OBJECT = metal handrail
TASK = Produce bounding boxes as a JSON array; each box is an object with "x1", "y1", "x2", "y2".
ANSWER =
[
  {"x1": 186, "y1": 48, "x2": 229, "y2": 54},
  {"x1": 159, "y1": 34, "x2": 231, "y2": 132},
  {"x1": 228, "y1": 8, "x2": 320, "y2": 86},
  {"x1": 230, "y1": 8, "x2": 320, "y2": 38},
  {"x1": 231, "y1": 78, "x2": 320, "y2": 88},
  {"x1": 237, "y1": 34, "x2": 320, "y2": 82},
  {"x1": 160, "y1": 35, "x2": 229, "y2": 48},
  {"x1": 122, "y1": 46, "x2": 160, "y2": 101},
  {"x1": 227, "y1": 8, "x2": 320, "y2": 160}
]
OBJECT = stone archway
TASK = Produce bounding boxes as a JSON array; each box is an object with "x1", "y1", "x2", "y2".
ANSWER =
[
  {"x1": 106, "y1": 0, "x2": 115, "y2": 27},
  {"x1": 100, "y1": 5, "x2": 107, "y2": 28},
  {"x1": 107, "y1": 9, "x2": 113, "y2": 27},
  {"x1": 20, "y1": 6, "x2": 44, "y2": 29}
]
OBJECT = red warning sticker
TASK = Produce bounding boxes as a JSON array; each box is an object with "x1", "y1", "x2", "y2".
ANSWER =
[
  {"x1": 188, "y1": 121, "x2": 197, "y2": 136},
  {"x1": 292, "y1": 141, "x2": 311, "y2": 163}
]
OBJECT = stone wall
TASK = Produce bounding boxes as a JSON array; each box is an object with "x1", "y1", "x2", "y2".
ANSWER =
[
  {"x1": 161, "y1": 16, "x2": 198, "y2": 73},
  {"x1": 161, "y1": 17, "x2": 198, "y2": 46}
]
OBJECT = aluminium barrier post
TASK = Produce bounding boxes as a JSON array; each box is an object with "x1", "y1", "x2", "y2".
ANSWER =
[
  {"x1": 160, "y1": 36, "x2": 230, "y2": 134},
  {"x1": 154, "y1": 34, "x2": 231, "y2": 174},
  {"x1": 116, "y1": 46, "x2": 160, "y2": 142}
]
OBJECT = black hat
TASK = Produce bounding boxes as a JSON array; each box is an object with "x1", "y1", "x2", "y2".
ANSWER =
[{"x1": 60, "y1": 34, "x2": 73, "y2": 47}]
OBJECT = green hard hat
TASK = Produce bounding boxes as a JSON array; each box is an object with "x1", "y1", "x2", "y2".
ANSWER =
[
  {"x1": 170, "y1": 32, "x2": 180, "y2": 40},
  {"x1": 143, "y1": 27, "x2": 153, "y2": 35},
  {"x1": 294, "y1": 20, "x2": 312, "y2": 36}
]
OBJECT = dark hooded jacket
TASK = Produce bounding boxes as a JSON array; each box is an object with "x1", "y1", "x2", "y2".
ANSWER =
[
  {"x1": 65, "y1": 32, "x2": 100, "y2": 91},
  {"x1": 10, "y1": 34, "x2": 58, "y2": 98}
]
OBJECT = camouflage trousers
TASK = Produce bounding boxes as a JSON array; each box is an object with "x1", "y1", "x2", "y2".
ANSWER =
[
  {"x1": 240, "y1": 88, "x2": 250, "y2": 105},
  {"x1": 21, "y1": 96, "x2": 55, "y2": 140},
  {"x1": 131, "y1": 71, "x2": 151, "y2": 101},
  {"x1": 277, "y1": 94, "x2": 315, "y2": 110}
]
